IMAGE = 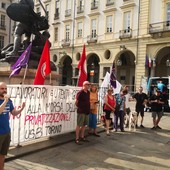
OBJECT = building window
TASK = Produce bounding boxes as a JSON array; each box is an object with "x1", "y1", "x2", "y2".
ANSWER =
[
  {"x1": 1, "y1": 3, "x2": 6, "y2": 9},
  {"x1": 167, "y1": 3, "x2": 170, "y2": 21},
  {"x1": 0, "y1": 35, "x2": 4, "y2": 49},
  {"x1": 103, "y1": 67, "x2": 110, "y2": 77},
  {"x1": 45, "y1": 4, "x2": 49, "y2": 18},
  {"x1": 77, "y1": 22, "x2": 82, "y2": 37},
  {"x1": 66, "y1": 25, "x2": 70, "y2": 41},
  {"x1": 124, "y1": 11, "x2": 131, "y2": 30},
  {"x1": 91, "y1": 19, "x2": 97, "y2": 38},
  {"x1": 55, "y1": 0, "x2": 60, "y2": 18},
  {"x1": 106, "y1": 15, "x2": 112, "y2": 33},
  {"x1": 0, "y1": 15, "x2": 5, "y2": 29},
  {"x1": 54, "y1": 27, "x2": 58, "y2": 42}
]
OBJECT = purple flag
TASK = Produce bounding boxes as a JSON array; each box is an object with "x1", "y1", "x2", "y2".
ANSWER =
[
  {"x1": 110, "y1": 62, "x2": 117, "y2": 88},
  {"x1": 9, "y1": 43, "x2": 32, "y2": 78},
  {"x1": 145, "y1": 55, "x2": 149, "y2": 68}
]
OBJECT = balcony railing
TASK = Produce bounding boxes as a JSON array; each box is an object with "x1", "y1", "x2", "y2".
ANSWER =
[
  {"x1": 54, "y1": 12, "x2": 59, "y2": 20},
  {"x1": 91, "y1": 1, "x2": 99, "y2": 10},
  {"x1": 149, "y1": 21, "x2": 170, "y2": 34},
  {"x1": 61, "y1": 39, "x2": 71, "y2": 47},
  {"x1": 119, "y1": 28, "x2": 132, "y2": 39},
  {"x1": 87, "y1": 35, "x2": 98, "y2": 43},
  {"x1": 106, "y1": 0, "x2": 114, "y2": 6},
  {"x1": 0, "y1": 25, "x2": 6, "y2": 30},
  {"x1": 77, "y1": 5, "x2": 84, "y2": 14},
  {"x1": 65, "y1": 9, "x2": 71, "y2": 17}
]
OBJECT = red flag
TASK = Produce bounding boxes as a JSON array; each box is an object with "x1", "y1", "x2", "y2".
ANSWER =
[
  {"x1": 77, "y1": 44, "x2": 87, "y2": 86},
  {"x1": 34, "y1": 40, "x2": 51, "y2": 85}
]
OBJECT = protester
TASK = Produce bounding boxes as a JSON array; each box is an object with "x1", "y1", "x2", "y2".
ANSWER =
[
  {"x1": 114, "y1": 89, "x2": 126, "y2": 132},
  {"x1": 150, "y1": 89, "x2": 165, "y2": 130},
  {"x1": 132, "y1": 86, "x2": 148, "y2": 128},
  {"x1": 123, "y1": 86, "x2": 131, "y2": 127},
  {"x1": 88, "y1": 84, "x2": 100, "y2": 137},
  {"x1": 157, "y1": 80, "x2": 165, "y2": 93},
  {"x1": 0, "y1": 82, "x2": 25, "y2": 170},
  {"x1": 104, "y1": 88, "x2": 116, "y2": 136},
  {"x1": 75, "y1": 81, "x2": 91, "y2": 145}
]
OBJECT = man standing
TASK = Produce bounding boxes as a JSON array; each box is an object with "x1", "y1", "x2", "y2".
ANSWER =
[
  {"x1": 0, "y1": 82, "x2": 25, "y2": 170},
  {"x1": 75, "y1": 81, "x2": 90, "y2": 145},
  {"x1": 132, "y1": 87, "x2": 148, "y2": 128},
  {"x1": 150, "y1": 89, "x2": 164, "y2": 130}
]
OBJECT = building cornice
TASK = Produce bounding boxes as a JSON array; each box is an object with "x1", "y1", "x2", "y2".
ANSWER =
[
  {"x1": 88, "y1": 11, "x2": 100, "y2": 17},
  {"x1": 75, "y1": 15, "x2": 86, "y2": 20},
  {"x1": 120, "y1": 3, "x2": 136, "y2": 9},
  {"x1": 103, "y1": 7, "x2": 117, "y2": 13}
]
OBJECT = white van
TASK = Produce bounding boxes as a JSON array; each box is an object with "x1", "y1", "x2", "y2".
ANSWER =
[{"x1": 146, "y1": 77, "x2": 170, "y2": 112}]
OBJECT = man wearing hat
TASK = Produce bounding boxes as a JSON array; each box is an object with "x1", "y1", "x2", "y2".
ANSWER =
[
  {"x1": 150, "y1": 89, "x2": 165, "y2": 130},
  {"x1": 75, "y1": 81, "x2": 91, "y2": 144}
]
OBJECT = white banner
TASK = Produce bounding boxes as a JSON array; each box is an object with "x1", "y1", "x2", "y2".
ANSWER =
[{"x1": 7, "y1": 85, "x2": 80, "y2": 146}]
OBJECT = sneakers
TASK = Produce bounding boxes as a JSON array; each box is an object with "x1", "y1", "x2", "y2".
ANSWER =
[
  {"x1": 106, "y1": 131, "x2": 110, "y2": 136},
  {"x1": 140, "y1": 124, "x2": 145, "y2": 128},
  {"x1": 151, "y1": 125, "x2": 162, "y2": 130},
  {"x1": 151, "y1": 126, "x2": 156, "y2": 130},
  {"x1": 156, "y1": 125, "x2": 162, "y2": 129}
]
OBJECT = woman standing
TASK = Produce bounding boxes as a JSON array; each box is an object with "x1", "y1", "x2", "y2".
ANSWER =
[
  {"x1": 104, "y1": 88, "x2": 116, "y2": 136},
  {"x1": 88, "y1": 84, "x2": 100, "y2": 137},
  {"x1": 114, "y1": 90, "x2": 126, "y2": 132}
]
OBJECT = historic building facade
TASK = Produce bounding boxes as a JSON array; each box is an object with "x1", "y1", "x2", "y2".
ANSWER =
[
  {"x1": 0, "y1": 0, "x2": 14, "y2": 50},
  {"x1": 34, "y1": 0, "x2": 170, "y2": 90}
]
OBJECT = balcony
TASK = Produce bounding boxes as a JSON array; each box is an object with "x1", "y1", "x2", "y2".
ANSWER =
[
  {"x1": 87, "y1": 35, "x2": 98, "y2": 44},
  {"x1": 65, "y1": 9, "x2": 71, "y2": 17},
  {"x1": 119, "y1": 28, "x2": 132, "y2": 39},
  {"x1": 0, "y1": 25, "x2": 6, "y2": 30},
  {"x1": 77, "y1": 5, "x2": 84, "y2": 14},
  {"x1": 149, "y1": 21, "x2": 170, "y2": 34},
  {"x1": 54, "y1": 12, "x2": 59, "y2": 20},
  {"x1": 61, "y1": 39, "x2": 71, "y2": 47},
  {"x1": 106, "y1": 0, "x2": 114, "y2": 6},
  {"x1": 91, "y1": 1, "x2": 99, "y2": 10}
]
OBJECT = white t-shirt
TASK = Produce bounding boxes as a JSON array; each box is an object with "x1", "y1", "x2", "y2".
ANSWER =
[{"x1": 125, "y1": 93, "x2": 131, "y2": 108}]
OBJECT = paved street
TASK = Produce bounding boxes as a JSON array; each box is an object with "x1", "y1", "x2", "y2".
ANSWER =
[{"x1": 5, "y1": 109, "x2": 170, "y2": 170}]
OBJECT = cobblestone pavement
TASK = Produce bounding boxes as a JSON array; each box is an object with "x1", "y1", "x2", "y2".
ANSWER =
[{"x1": 4, "y1": 102, "x2": 170, "y2": 170}]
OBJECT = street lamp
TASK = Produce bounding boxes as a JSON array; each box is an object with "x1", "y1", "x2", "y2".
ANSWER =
[{"x1": 117, "y1": 59, "x2": 122, "y2": 66}]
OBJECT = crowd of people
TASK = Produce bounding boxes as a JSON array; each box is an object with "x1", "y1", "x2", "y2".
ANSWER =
[
  {"x1": 0, "y1": 80, "x2": 167, "y2": 168},
  {"x1": 75, "y1": 81, "x2": 167, "y2": 145}
]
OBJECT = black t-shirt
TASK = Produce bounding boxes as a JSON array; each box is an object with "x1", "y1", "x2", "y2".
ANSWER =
[
  {"x1": 76, "y1": 90, "x2": 90, "y2": 114},
  {"x1": 133, "y1": 92, "x2": 148, "y2": 108},
  {"x1": 150, "y1": 94, "x2": 164, "y2": 112}
]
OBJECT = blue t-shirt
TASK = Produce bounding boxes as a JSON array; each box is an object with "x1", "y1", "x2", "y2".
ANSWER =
[{"x1": 0, "y1": 99, "x2": 14, "y2": 134}]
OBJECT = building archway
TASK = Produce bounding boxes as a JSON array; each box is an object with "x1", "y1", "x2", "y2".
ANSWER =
[
  {"x1": 87, "y1": 53, "x2": 100, "y2": 84},
  {"x1": 115, "y1": 50, "x2": 136, "y2": 91},
  {"x1": 61, "y1": 56, "x2": 73, "y2": 85},
  {"x1": 154, "y1": 46, "x2": 170, "y2": 77}
]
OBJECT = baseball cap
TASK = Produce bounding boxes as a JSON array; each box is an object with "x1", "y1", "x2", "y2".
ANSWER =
[{"x1": 83, "y1": 81, "x2": 90, "y2": 86}]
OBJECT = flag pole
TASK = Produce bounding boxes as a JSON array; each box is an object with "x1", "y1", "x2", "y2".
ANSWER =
[
  {"x1": 50, "y1": 73, "x2": 52, "y2": 85},
  {"x1": 22, "y1": 64, "x2": 28, "y2": 85}
]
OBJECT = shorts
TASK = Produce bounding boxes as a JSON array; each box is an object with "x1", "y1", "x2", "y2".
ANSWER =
[
  {"x1": 136, "y1": 108, "x2": 144, "y2": 117},
  {"x1": 0, "y1": 133, "x2": 11, "y2": 155},
  {"x1": 105, "y1": 110, "x2": 112, "y2": 120},
  {"x1": 89, "y1": 113, "x2": 97, "y2": 129},
  {"x1": 77, "y1": 113, "x2": 89, "y2": 127},
  {"x1": 152, "y1": 112, "x2": 163, "y2": 119}
]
